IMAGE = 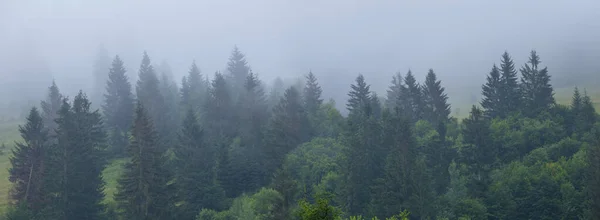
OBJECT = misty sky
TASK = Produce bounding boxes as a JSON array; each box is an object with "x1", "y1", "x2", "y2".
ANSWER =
[{"x1": 1, "y1": 0, "x2": 600, "y2": 115}]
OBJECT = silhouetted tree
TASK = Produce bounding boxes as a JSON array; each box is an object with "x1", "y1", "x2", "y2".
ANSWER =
[
  {"x1": 520, "y1": 50, "x2": 554, "y2": 116},
  {"x1": 103, "y1": 55, "x2": 134, "y2": 157},
  {"x1": 481, "y1": 64, "x2": 502, "y2": 118}
]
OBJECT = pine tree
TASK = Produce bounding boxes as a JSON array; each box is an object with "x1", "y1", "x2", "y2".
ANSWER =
[
  {"x1": 226, "y1": 46, "x2": 251, "y2": 102},
  {"x1": 135, "y1": 52, "x2": 167, "y2": 150},
  {"x1": 385, "y1": 71, "x2": 406, "y2": 110},
  {"x1": 103, "y1": 55, "x2": 134, "y2": 157},
  {"x1": 404, "y1": 70, "x2": 424, "y2": 122},
  {"x1": 481, "y1": 64, "x2": 502, "y2": 118},
  {"x1": 115, "y1": 103, "x2": 173, "y2": 220},
  {"x1": 204, "y1": 72, "x2": 237, "y2": 146},
  {"x1": 304, "y1": 71, "x2": 323, "y2": 116},
  {"x1": 263, "y1": 86, "x2": 309, "y2": 181},
  {"x1": 499, "y1": 51, "x2": 521, "y2": 116},
  {"x1": 40, "y1": 81, "x2": 62, "y2": 137},
  {"x1": 175, "y1": 108, "x2": 224, "y2": 219},
  {"x1": 423, "y1": 69, "x2": 451, "y2": 126},
  {"x1": 53, "y1": 92, "x2": 107, "y2": 220},
  {"x1": 520, "y1": 50, "x2": 554, "y2": 116},
  {"x1": 180, "y1": 61, "x2": 207, "y2": 115},
  {"x1": 8, "y1": 108, "x2": 50, "y2": 213},
  {"x1": 579, "y1": 90, "x2": 597, "y2": 134},
  {"x1": 460, "y1": 105, "x2": 494, "y2": 198},
  {"x1": 237, "y1": 71, "x2": 268, "y2": 148}
]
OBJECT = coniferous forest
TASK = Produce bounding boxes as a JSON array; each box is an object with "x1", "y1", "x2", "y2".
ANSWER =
[{"x1": 4, "y1": 47, "x2": 600, "y2": 220}]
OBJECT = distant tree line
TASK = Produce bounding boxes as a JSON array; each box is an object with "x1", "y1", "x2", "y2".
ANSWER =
[{"x1": 5, "y1": 47, "x2": 600, "y2": 220}]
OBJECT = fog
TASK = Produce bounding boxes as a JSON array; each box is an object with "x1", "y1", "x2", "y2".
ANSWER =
[{"x1": 2, "y1": 0, "x2": 600, "y2": 117}]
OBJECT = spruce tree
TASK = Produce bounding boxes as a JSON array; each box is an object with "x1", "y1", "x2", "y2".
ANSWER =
[
  {"x1": 520, "y1": 50, "x2": 554, "y2": 116},
  {"x1": 268, "y1": 77, "x2": 285, "y2": 111},
  {"x1": 204, "y1": 72, "x2": 237, "y2": 146},
  {"x1": 159, "y1": 71, "x2": 180, "y2": 146},
  {"x1": 115, "y1": 103, "x2": 173, "y2": 220},
  {"x1": 385, "y1": 71, "x2": 406, "y2": 110},
  {"x1": 180, "y1": 61, "x2": 207, "y2": 115},
  {"x1": 346, "y1": 74, "x2": 373, "y2": 117},
  {"x1": 263, "y1": 86, "x2": 309, "y2": 181},
  {"x1": 226, "y1": 46, "x2": 251, "y2": 102},
  {"x1": 8, "y1": 108, "x2": 49, "y2": 213},
  {"x1": 481, "y1": 64, "x2": 502, "y2": 118},
  {"x1": 423, "y1": 69, "x2": 450, "y2": 126},
  {"x1": 499, "y1": 51, "x2": 521, "y2": 116},
  {"x1": 404, "y1": 70, "x2": 424, "y2": 122},
  {"x1": 53, "y1": 92, "x2": 107, "y2": 220},
  {"x1": 40, "y1": 81, "x2": 62, "y2": 137},
  {"x1": 303, "y1": 71, "x2": 323, "y2": 116},
  {"x1": 102, "y1": 55, "x2": 134, "y2": 157},
  {"x1": 135, "y1": 51, "x2": 167, "y2": 149},
  {"x1": 578, "y1": 90, "x2": 597, "y2": 134},
  {"x1": 460, "y1": 105, "x2": 494, "y2": 198},
  {"x1": 237, "y1": 71, "x2": 268, "y2": 148},
  {"x1": 175, "y1": 108, "x2": 224, "y2": 219}
]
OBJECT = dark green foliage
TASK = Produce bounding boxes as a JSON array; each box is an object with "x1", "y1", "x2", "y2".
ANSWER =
[
  {"x1": 297, "y1": 198, "x2": 341, "y2": 220},
  {"x1": 520, "y1": 50, "x2": 555, "y2": 116},
  {"x1": 499, "y1": 51, "x2": 521, "y2": 116},
  {"x1": 8, "y1": 108, "x2": 49, "y2": 213},
  {"x1": 271, "y1": 167, "x2": 298, "y2": 219},
  {"x1": 40, "y1": 81, "x2": 63, "y2": 137},
  {"x1": 175, "y1": 109, "x2": 225, "y2": 219},
  {"x1": 115, "y1": 103, "x2": 173, "y2": 220},
  {"x1": 51, "y1": 92, "x2": 107, "y2": 220},
  {"x1": 481, "y1": 64, "x2": 502, "y2": 118},
  {"x1": 103, "y1": 55, "x2": 134, "y2": 157},
  {"x1": 588, "y1": 142, "x2": 600, "y2": 220},
  {"x1": 422, "y1": 69, "x2": 450, "y2": 126},
  {"x1": 460, "y1": 106, "x2": 494, "y2": 197},
  {"x1": 346, "y1": 74, "x2": 373, "y2": 117}
]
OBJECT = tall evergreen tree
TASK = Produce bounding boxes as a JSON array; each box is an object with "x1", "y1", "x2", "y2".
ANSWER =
[
  {"x1": 423, "y1": 69, "x2": 451, "y2": 126},
  {"x1": 175, "y1": 108, "x2": 224, "y2": 219},
  {"x1": 115, "y1": 103, "x2": 173, "y2": 220},
  {"x1": 226, "y1": 46, "x2": 251, "y2": 102},
  {"x1": 40, "y1": 81, "x2": 63, "y2": 137},
  {"x1": 180, "y1": 62, "x2": 207, "y2": 115},
  {"x1": 404, "y1": 70, "x2": 424, "y2": 122},
  {"x1": 159, "y1": 71, "x2": 180, "y2": 146},
  {"x1": 263, "y1": 87, "x2": 309, "y2": 182},
  {"x1": 346, "y1": 74, "x2": 373, "y2": 117},
  {"x1": 481, "y1": 64, "x2": 502, "y2": 118},
  {"x1": 8, "y1": 108, "x2": 50, "y2": 213},
  {"x1": 268, "y1": 77, "x2": 285, "y2": 111},
  {"x1": 53, "y1": 92, "x2": 107, "y2": 220},
  {"x1": 135, "y1": 52, "x2": 167, "y2": 150},
  {"x1": 520, "y1": 50, "x2": 554, "y2": 116},
  {"x1": 103, "y1": 55, "x2": 134, "y2": 157},
  {"x1": 204, "y1": 72, "x2": 237, "y2": 146},
  {"x1": 91, "y1": 45, "x2": 111, "y2": 109},
  {"x1": 385, "y1": 71, "x2": 407, "y2": 110},
  {"x1": 499, "y1": 51, "x2": 521, "y2": 116},
  {"x1": 460, "y1": 105, "x2": 494, "y2": 198},
  {"x1": 303, "y1": 71, "x2": 323, "y2": 116}
]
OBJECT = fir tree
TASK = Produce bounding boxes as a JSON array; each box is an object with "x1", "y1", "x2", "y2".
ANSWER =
[
  {"x1": 499, "y1": 51, "x2": 521, "y2": 116},
  {"x1": 204, "y1": 72, "x2": 237, "y2": 146},
  {"x1": 8, "y1": 108, "x2": 49, "y2": 213},
  {"x1": 263, "y1": 87, "x2": 309, "y2": 181},
  {"x1": 175, "y1": 108, "x2": 224, "y2": 219},
  {"x1": 423, "y1": 69, "x2": 450, "y2": 126},
  {"x1": 303, "y1": 71, "x2": 323, "y2": 116},
  {"x1": 135, "y1": 52, "x2": 167, "y2": 150},
  {"x1": 115, "y1": 103, "x2": 173, "y2": 220},
  {"x1": 385, "y1": 71, "x2": 407, "y2": 110},
  {"x1": 346, "y1": 74, "x2": 373, "y2": 117},
  {"x1": 180, "y1": 61, "x2": 207, "y2": 115},
  {"x1": 40, "y1": 81, "x2": 63, "y2": 137},
  {"x1": 404, "y1": 70, "x2": 424, "y2": 122},
  {"x1": 460, "y1": 105, "x2": 494, "y2": 198},
  {"x1": 481, "y1": 64, "x2": 502, "y2": 118},
  {"x1": 226, "y1": 46, "x2": 251, "y2": 102},
  {"x1": 53, "y1": 92, "x2": 107, "y2": 220},
  {"x1": 237, "y1": 71, "x2": 268, "y2": 148},
  {"x1": 159, "y1": 70, "x2": 180, "y2": 146},
  {"x1": 102, "y1": 55, "x2": 134, "y2": 157},
  {"x1": 579, "y1": 90, "x2": 597, "y2": 134},
  {"x1": 520, "y1": 50, "x2": 554, "y2": 116}
]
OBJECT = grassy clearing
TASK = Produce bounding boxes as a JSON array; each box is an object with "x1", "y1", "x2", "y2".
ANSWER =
[{"x1": 102, "y1": 158, "x2": 126, "y2": 204}]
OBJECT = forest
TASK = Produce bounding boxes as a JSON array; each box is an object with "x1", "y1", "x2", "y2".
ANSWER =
[{"x1": 3, "y1": 47, "x2": 600, "y2": 220}]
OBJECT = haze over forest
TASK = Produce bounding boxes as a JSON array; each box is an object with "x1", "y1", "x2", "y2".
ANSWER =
[{"x1": 1, "y1": 0, "x2": 600, "y2": 117}]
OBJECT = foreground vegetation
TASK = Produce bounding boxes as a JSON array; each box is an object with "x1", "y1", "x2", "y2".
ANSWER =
[{"x1": 1, "y1": 48, "x2": 599, "y2": 220}]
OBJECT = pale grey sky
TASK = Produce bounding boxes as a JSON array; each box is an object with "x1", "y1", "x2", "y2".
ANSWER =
[{"x1": 1, "y1": 0, "x2": 600, "y2": 115}]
